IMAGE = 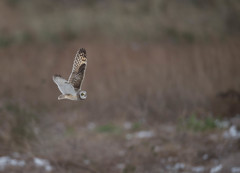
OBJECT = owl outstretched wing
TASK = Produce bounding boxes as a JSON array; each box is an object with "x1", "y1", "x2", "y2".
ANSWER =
[
  {"x1": 53, "y1": 75, "x2": 76, "y2": 95},
  {"x1": 68, "y1": 48, "x2": 87, "y2": 90}
]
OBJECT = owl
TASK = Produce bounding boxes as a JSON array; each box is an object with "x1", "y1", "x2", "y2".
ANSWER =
[{"x1": 53, "y1": 48, "x2": 87, "y2": 101}]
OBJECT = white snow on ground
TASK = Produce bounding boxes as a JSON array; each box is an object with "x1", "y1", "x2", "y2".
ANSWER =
[
  {"x1": 34, "y1": 157, "x2": 53, "y2": 172},
  {"x1": 232, "y1": 167, "x2": 240, "y2": 173},
  {"x1": 0, "y1": 156, "x2": 25, "y2": 170},
  {"x1": 229, "y1": 126, "x2": 240, "y2": 138},
  {"x1": 135, "y1": 131, "x2": 154, "y2": 138},
  {"x1": 126, "y1": 130, "x2": 154, "y2": 140},
  {"x1": 166, "y1": 163, "x2": 185, "y2": 171},
  {"x1": 210, "y1": 164, "x2": 223, "y2": 173},
  {"x1": 192, "y1": 166, "x2": 205, "y2": 172},
  {"x1": 0, "y1": 155, "x2": 53, "y2": 172},
  {"x1": 223, "y1": 125, "x2": 240, "y2": 139},
  {"x1": 173, "y1": 163, "x2": 185, "y2": 170}
]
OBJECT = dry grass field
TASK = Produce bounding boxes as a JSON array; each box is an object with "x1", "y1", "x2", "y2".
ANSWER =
[{"x1": 0, "y1": 0, "x2": 240, "y2": 173}]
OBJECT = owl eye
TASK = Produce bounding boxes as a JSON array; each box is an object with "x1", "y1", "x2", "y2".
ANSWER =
[{"x1": 81, "y1": 93, "x2": 84, "y2": 96}]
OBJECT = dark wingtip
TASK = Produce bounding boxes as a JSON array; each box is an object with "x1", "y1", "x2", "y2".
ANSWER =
[
  {"x1": 53, "y1": 74, "x2": 62, "y2": 81},
  {"x1": 53, "y1": 74, "x2": 62, "y2": 78},
  {"x1": 79, "y1": 48, "x2": 86, "y2": 54}
]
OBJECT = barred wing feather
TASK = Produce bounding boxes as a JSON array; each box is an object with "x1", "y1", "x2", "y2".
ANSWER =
[{"x1": 68, "y1": 48, "x2": 87, "y2": 90}]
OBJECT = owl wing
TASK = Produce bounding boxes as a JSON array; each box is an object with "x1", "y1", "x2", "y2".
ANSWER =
[
  {"x1": 68, "y1": 48, "x2": 87, "y2": 90},
  {"x1": 53, "y1": 75, "x2": 76, "y2": 95}
]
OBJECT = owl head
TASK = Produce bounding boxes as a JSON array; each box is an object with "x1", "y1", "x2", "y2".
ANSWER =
[{"x1": 78, "y1": 90, "x2": 87, "y2": 100}]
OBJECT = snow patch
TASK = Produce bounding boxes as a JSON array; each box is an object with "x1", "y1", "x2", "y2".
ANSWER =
[
  {"x1": 166, "y1": 163, "x2": 185, "y2": 171},
  {"x1": 34, "y1": 157, "x2": 52, "y2": 172},
  {"x1": 232, "y1": 167, "x2": 240, "y2": 173},
  {"x1": 135, "y1": 131, "x2": 154, "y2": 138},
  {"x1": 210, "y1": 164, "x2": 222, "y2": 173},
  {"x1": 126, "y1": 131, "x2": 154, "y2": 140},
  {"x1": 223, "y1": 125, "x2": 240, "y2": 139},
  {"x1": 192, "y1": 166, "x2": 205, "y2": 172},
  {"x1": 0, "y1": 156, "x2": 25, "y2": 170},
  {"x1": 173, "y1": 163, "x2": 185, "y2": 170}
]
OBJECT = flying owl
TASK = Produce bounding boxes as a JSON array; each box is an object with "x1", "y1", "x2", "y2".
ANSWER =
[{"x1": 53, "y1": 48, "x2": 87, "y2": 101}]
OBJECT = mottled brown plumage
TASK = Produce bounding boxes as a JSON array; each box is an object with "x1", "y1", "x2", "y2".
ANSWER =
[{"x1": 68, "y1": 48, "x2": 87, "y2": 90}]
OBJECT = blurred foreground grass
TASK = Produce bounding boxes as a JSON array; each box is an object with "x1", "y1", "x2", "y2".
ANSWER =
[{"x1": 0, "y1": 102, "x2": 39, "y2": 148}]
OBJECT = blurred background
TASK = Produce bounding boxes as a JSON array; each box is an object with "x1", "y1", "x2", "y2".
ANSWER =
[{"x1": 0, "y1": 0, "x2": 240, "y2": 172}]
